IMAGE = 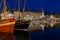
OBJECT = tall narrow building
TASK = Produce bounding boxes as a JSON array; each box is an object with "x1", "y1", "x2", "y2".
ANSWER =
[{"x1": 41, "y1": 8, "x2": 45, "y2": 17}]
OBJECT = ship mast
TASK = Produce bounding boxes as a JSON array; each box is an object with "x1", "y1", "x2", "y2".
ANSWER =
[
  {"x1": 18, "y1": 0, "x2": 20, "y2": 21},
  {"x1": 42, "y1": 8, "x2": 45, "y2": 17},
  {"x1": 3, "y1": 0, "x2": 6, "y2": 19},
  {"x1": 22, "y1": 0, "x2": 26, "y2": 19}
]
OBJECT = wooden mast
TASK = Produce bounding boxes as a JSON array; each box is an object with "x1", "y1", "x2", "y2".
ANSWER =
[
  {"x1": 22, "y1": 0, "x2": 26, "y2": 19},
  {"x1": 4, "y1": 0, "x2": 6, "y2": 19},
  {"x1": 18, "y1": 0, "x2": 20, "y2": 21}
]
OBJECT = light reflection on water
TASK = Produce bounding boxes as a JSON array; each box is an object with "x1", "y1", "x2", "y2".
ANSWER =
[
  {"x1": 14, "y1": 30, "x2": 31, "y2": 40},
  {"x1": 0, "y1": 27, "x2": 60, "y2": 40},
  {"x1": 0, "y1": 30, "x2": 31, "y2": 40},
  {"x1": 0, "y1": 33, "x2": 14, "y2": 40},
  {"x1": 29, "y1": 27, "x2": 60, "y2": 40}
]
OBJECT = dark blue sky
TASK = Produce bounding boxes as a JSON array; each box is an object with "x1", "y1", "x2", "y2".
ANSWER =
[{"x1": 0, "y1": 0, "x2": 60, "y2": 12}]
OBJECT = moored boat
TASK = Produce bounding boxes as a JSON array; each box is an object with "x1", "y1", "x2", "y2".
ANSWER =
[
  {"x1": 15, "y1": 0, "x2": 30, "y2": 29},
  {"x1": 0, "y1": 0, "x2": 16, "y2": 33},
  {"x1": 0, "y1": 18, "x2": 16, "y2": 33}
]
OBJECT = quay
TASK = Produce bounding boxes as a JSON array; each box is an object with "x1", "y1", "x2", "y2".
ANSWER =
[
  {"x1": 0, "y1": 11, "x2": 60, "y2": 31},
  {"x1": 13, "y1": 11, "x2": 60, "y2": 31}
]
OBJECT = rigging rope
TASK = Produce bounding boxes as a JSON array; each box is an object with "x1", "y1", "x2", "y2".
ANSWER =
[
  {"x1": 0, "y1": 0, "x2": 3, "y2": 10},
  {"x1": 6, "y1": 0, "x2": 11, "y2": 10},
  {"x1": 6, "y1": 0, "x2": 17, "y2": 11},
  {"x1": 0, "y1": 0, "x2": 19, "y2": 11},
  {"x1": 14, "y1": 0, "x2": 17, "y2": 10}
]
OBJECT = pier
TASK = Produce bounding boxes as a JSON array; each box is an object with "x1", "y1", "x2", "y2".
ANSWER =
[
  {"x1": 0, "y1": 11, "x2": 60, "y2": 31},
  {"x1": 13, "y1": 11, "x2": 60, "y2": 31}
]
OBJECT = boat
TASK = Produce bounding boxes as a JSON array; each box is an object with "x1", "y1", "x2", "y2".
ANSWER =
[
  {"x1": 15, "y1": 0, "x2": 30, "y2": 29},
  {"x1": 0, "y1": 0, "x2": 16, "y2": 33}
]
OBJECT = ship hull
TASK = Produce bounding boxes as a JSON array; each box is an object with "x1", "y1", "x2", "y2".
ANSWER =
[
  {"x1": 15, "y1": 20, "x2": 30, "y2": 29},
  {"x1": 0, "y1": 18, "x2": 16, "y2": 33},
  {"x1": 15, "y1": 24, "x2": 29, "y2": 29}
]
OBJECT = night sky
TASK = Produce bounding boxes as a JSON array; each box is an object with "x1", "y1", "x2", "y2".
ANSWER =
[{"x1": 0, "y1": 0, "x2": 60, "y2": 13}]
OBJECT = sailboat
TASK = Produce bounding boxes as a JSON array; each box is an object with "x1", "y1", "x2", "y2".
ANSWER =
[
  {"x1": 15, "y1": 0, "x2": 30, "y2": 29},
  {"x1": 0, "y1": 0, "x2": 16, "y2": 33}
]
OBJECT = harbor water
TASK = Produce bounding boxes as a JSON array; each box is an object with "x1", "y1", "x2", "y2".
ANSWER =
[{"x1": 0, "y1": 26, "x2": 60, "y2": 40}]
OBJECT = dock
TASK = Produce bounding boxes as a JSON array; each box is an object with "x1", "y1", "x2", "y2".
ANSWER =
[{"x1": 14, "y1": 12, "x2": 57, "y2": 31}]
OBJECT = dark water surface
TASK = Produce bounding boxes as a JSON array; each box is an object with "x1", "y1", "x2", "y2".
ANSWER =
[
  {"x1": 29, "y1": 27, "x2": 60, "y2": 40},
  {"x1": 0, "y1": 27, "x2": 60, "y2": 40}
]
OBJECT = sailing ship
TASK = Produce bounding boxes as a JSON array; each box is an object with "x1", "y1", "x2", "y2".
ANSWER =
[
  {"x1": 15, "y1": 0, "x2": 30, "y2": 29},
  {"x1": 0, "y1": 0, "x2": 16, "y2": 33}
]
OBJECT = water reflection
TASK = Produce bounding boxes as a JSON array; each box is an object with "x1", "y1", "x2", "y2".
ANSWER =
[
  {"x1": 0, "y1": 27, "x2": 60, "y2": 40},
  {"x1": 29, "y1": 27, "x2": 60, "y2": 40},
  {"x1": 0, "y1": 31, "x2": 31, "y2": 40},
  {"x1": 14, "y1": 30, "x2": 31, "y2": 40},
  {"x1": 0, "y1": 33, "x2": 14, "y2": 40}
]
